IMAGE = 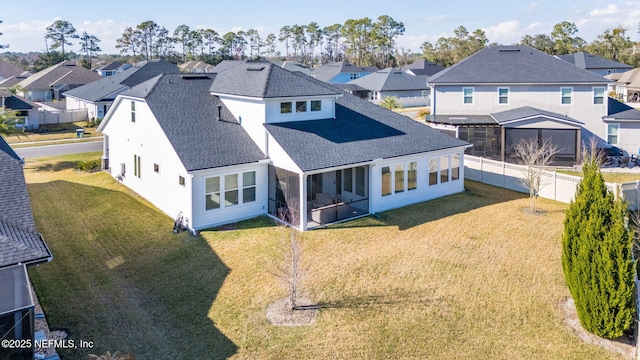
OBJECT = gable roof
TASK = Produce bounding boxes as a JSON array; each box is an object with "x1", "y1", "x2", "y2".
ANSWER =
[
  {"x1": 400, "y1": 60, "x2": 445, "y2": 77},
  {"x1": 428, "y1": 45, "x2": 610, "y2": 85},
  {"x1": 490, "y1": 106, "x2": 583, "y2": 126},
  {"x1": 557, "y1": 52, "x2": 633, "y2": 71},
  {"x1": 0, "y1": 60, "x2": 26, "y2": 80},
  {"x1": 347, "y1": 67, "x2": 428, "y2": 92},
  {"x1": 310, "y1": 61, "x2": 379, "y2": 82},
  {"x1": 95, "y1": 61, "x2": 131, "y2": 72},
  {"x1": 210, "y1": 61, "x2": 341, "y2": 98},
  {"x1": 608, "y1": 67, "x2": 640, "y2": 89},
  {"x1": 119, "y1": 73, "x2": 266, "y2": 171},
  {"x1": 0, "y1": 136, "x2": 52, "y2": 268},
  {"x1": 0, "y1": 73, "x2": 31, "y2": 88},
  {"x1": 17, "y1": 60, "x2": 101, "y2": 90},
  {"x1": 0, "y1": 91, "x2": 35, "y2": 110},
  {"x1": 179, "y1": 61, "x2": 215, "y2": 73},
  {"x1": 264, "y1": 84, "x2": 468, "y2": 172},
  {"x1": 64, "y1": 60, "x2": 179, "y2": 102}
]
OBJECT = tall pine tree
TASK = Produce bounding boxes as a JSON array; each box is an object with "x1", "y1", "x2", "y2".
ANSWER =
[{"x1": 562, "y1": 154, "x2": 635, "y2": 339}]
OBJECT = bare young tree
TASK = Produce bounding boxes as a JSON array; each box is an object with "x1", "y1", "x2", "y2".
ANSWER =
[
  {"x1": 270, "y1": 202, "x2": 305, "y2": 311},
  {"x1": 512, "y1": 137, "x2": 559, "y2": 212}
]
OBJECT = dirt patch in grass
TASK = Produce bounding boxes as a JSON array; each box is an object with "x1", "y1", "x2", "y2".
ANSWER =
[
  {"x1": 266, "y1": 297, "x2": 317, "y2": 326},
  {"x1": 562, "y1": 298, "x2": 635, "y2": 359}
]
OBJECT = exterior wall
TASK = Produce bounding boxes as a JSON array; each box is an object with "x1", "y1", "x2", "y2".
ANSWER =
[
  {"x1": 265, "y1": 97, "x2": 336, "y2": 123},
  {"x1": 432, "y1": 84, "x2": 608, "y2": 139},
  {"x1": 101, "y1": 97, "x2": 193, "y2": 226},
  {"x1": 380, "y1": 89, "x2": 428, "y2": 99},
  {"x1": 191, "y1": 162, "x2": 268, "y2": 230},
  {"x1": 612, "y1": 122, "x2": 640, "y2": 154},
  {"x1": 218, "y1": 96, "x2": 267, "y2": 152},
  {"x1": 22, "y1": 90, "x2": 51, "y2": 102},
  {"x1": 371, "y1": 147, "x2": 466, "y2": 213},
  {"x1": 330, "y1": 72, "x2": 371, "y2": 84}
]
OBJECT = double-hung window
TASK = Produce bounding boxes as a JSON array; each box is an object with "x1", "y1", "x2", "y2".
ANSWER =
[
  {"x1": 463, "y1": 87, "x2": 474, "y2": 104},
  {"x1": 607, "y1": 124, "x2": 619, "y2": 145},
  {"x1": 561, "y1": 88, "x2": 572, "y2": 105},
  {"x1": 498, "y1": 88, "x2": 509, "y2": 104},
  {"x1": 593, "y1": 87, "x2": 605, "y2": 105}
]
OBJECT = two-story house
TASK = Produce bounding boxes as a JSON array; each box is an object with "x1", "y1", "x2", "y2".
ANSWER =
[
  {"x1": 426, "y1": 45, "x2": 615, "y2": 165},
  {"x1": 310, "y1": 61, "x2": 379, "y2": 84},
  {"x1": 557, "y1": 52, "x2": 633, "y2": 77},
  {"x1": 98, "y1": 61, "x2": 469, "y2": 231}
]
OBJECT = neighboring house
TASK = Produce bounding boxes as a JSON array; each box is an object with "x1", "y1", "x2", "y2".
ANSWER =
[
  {"x1": 0, "y1": 90, "x2": 39, "y2": 129},
  {"x1": 426, "y1": 45, "x2": 615, "y2": 164},
  {"x1": 15, "y1": 60, "x2": 101, "y2": 102},
  {"x1": 0, "y1": 72, "x2": 31, "y2": 89},
  {"x1": 179, "y1": 61, "x2": 215, "y2": 73},
  {"x1": 603, "y1": 97, "x2": 640, "y2": 155},
  {"x1": 98, "y1": 61, "x2": 468, "y2": 231},
  {"x1": 400, "y1": 59, "x2": 445, "y2": 77},
  {"x1": 95, "y1": 61, "x2": 132, "y2": 77},
  {"x1": 0, "y1": 59, "x2": 26, "y2": 81},
  {"x1": 607, "y1": 68, "x2": 640, "y2": 104},
  {"x1": 557, "y1": 51, "x2": 633, "y2": 76},
  {"x1": 310, "y1": 61, "x2": 379, "y2": 84},
  {"x1": 64, "y1": 60, "x2": 179, "y2": 119},
  {"x1": 332, "y1": 83, "x2": 370, "y2": 99},
  {"x1": 0, "y1": 136, "x2": 53, "y2": 360},
  {"x1": 270, "y1": 60, "x2": 312, "y2": 75},
  {"x1": 346, "y1": 67, "x2": 430, "y2": 106}
]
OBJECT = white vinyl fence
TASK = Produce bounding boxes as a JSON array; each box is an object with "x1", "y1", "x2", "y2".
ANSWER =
[
  {"x1": 464, "y1": 155, "x2": 640, "y2": 211},
  {"x1": 37, "y1": 108, "x2": 88, "y2": 125}
]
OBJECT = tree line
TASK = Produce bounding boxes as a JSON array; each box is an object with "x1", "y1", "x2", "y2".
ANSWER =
[{"x1": 422, "y1": 21, "x2": 640, "y2": 68}]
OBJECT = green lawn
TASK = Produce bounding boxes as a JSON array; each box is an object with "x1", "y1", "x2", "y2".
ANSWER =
[
  {"x1": 557, "y1": 169, "x2": 640, "y2": 183},
  {"x1": 25, "y1": 153, "x2": 622, "y2": 359}
]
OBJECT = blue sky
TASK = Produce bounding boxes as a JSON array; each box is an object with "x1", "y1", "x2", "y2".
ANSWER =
[{"x1": 1, "y1": 0, "x2": 639, "y2": 54}]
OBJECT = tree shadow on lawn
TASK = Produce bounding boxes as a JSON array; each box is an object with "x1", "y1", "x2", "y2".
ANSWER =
[
  {"x1": 27, "y1": 161, "x2": 77, "y2": 172},
  {"x1": 27, "y1": 180, "x2": 238, "y2": 360},
  {"x1": 328, "y1": 180, "x2": 528, "y2": 231}
]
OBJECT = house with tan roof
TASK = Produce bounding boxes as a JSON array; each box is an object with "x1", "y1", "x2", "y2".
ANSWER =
[{"x1": 15, "y1": 60, "x2": 101, "y2": 102}]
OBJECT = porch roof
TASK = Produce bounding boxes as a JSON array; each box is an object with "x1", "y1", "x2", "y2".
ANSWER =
[{"x1": 264, "y1": 92, "x2": 468, "y2": 172}]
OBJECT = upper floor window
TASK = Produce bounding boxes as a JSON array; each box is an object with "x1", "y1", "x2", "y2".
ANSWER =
[
  {"x1": 296, "y1": 101, "x2": 307, "y2": 112},
  {"x1": 561, "y1": 88, "x2": 572, "y2": 105},
  {"x1": 463, "y1": 87, "x2": 474, "y2": 104},
  {"x1": 311, "y1": 100, "x2": 322, "y2": 111},
  {"x1": 350, "y1": 73, "x2": 359, "y2": 80},
  {"x1": 498, "y1": 88, "x2": 509, "y2": 104},
  {"x1": 131, "y1": 101, "x2": 136, "y2": 122},
  {"x1": 593, "y1": 87, "x2": 605, "y2": 105},
  {"x1": 280, "y1": 102, "x2": 292, "y2": 114}
]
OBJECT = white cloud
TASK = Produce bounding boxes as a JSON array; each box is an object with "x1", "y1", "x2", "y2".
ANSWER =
[
  {"x1": 589, "y1": 4, "x2": 619, "y2": 17},
  {"x1": 527, "y1": 2, "x2": 541, "y2": 13},
  {"x1": 396, "y1": 34, "x2": 430, "y2": 52},
  {"x1": 483, "y1": 20, "x2": 522, "y2": 44}
]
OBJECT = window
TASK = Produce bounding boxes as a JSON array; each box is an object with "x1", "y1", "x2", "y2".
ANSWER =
[
  {"x1": 421, "y1": 90, "x2": 428, "y2": 98},
  {"x1": 310, "y1": 100, "x2": 321, "y2": 111},
  {"x1": 344, "y1": 168, "x2": 353, "y2": 192},
  {"x1": 120, "y1": 163, "x2": 126, "y2": 177},
  {"x1": 179, "y1": 176, "x2": 185, "y2": 186},
  {"x1": 394, "y1": 164, "x2": 404, "y2": 193},
  {"x1": 225, "y1": 174, "x2": 239, "y2": 206},
  {"x1": 243, "y1": 171, "x2": 256, "y2": 203},
  {"x1": 440, "y1": 156, "x2": 449, "y2": 183},
  {"x1": 593, "y1": 87, "x2": 605, "y2": 105},
  {"x1": 381, "y1": 166, "x2": 391, "y2": 196},
  {"x1": 350, "y1": 73, "x2": 359, "y2": 80},
  {"x1": 408, "y1": 162, "x2": 417, "y2": 190},
  {"x1": 133, "y1": 155, "x2": 141, "y2": 178},
  {"x1": 429, "y1": 158, "x2": 438, "y2": 185},
  {"x1": 451, "y1": 154, "x2": 460, "y2": 181},
  {"x1": 355, "y1": 167, "x2": 365, "y2": 196},
  {"x1": 463, "y1": 87, "x2": 474, "y2": 104},
  {"x1": 280, "y1": 102, "x2": 292, "y2": 114},
  {"x1": 561, "y1": 87, "x2": 572, "y2": 105},
  {"x1": 498, "y1": 88, "x2": 509, "y2": 104},
  {"x1": 205, "y1": 177, "x2": 220, "y2": 210},
  {"x1": 607, "y1": 124, "x2": 619, "y2": 144},
  {"x1": 296, "y1": 101, "x2": 307, "y2": 112},
  {"x1": 154, "y1": 163, "x2": 159, "y2": 173},
  {"x1": 131, "y1": 101, "x2": 136, "y2": 122}
]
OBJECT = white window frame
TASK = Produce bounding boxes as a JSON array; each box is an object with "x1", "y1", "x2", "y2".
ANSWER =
[
  {"x1": 498, "y1": 87, "x2": 509, "y2": 105},
  {"x1": 205, "y1": 170, "x2": 257, "y2": 211},
  {"x1": 593, "y1": 87, "x2": 605, "y2": 105},
  {"x1": 381, "y1": 161, "x2": 419, "y2": 196},
  {"x1": 607, "y1": 123, "x2": 619, "y2": 145},
  {"x1": 463, "y1": 87, "x2": 474, "y2": 105},
  {"x1": 560, "y1": 87, "x2": 573, "y2": 105}
]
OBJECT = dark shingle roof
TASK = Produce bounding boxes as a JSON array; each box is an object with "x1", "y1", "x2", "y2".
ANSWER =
[
  {"x1": 557, "y1": 52, "x2": 633, "y2": 71},
  {"x1": 264, "y1": 91, "x2": 468, "y2": 171},
  {"x1": 606, "y1": 97, "x2": 640, "y2": 120},
  {"x1": 426, "y1": 115, "x2": 497, "y2": 125},
  {"x1": 64, "y1": 61, "x2": 179, "y2": 102},
  {"x1": 347, "y1": 68, "x2": 428, "y2": 92},
  {"x1": 310, "y1": 61, "x2": 379, "y2": 82},
  {"x1": 0, "y1": 91, "x2": 34, "y2": 110},
  {"x1": 490, "y1": 106, "x2": 583, "y2": 125},
  {"x1": 210, "y1": 61, "x2": 341, "y2": 98},
  {"x1": 125, "y1": 73, "x2": 266, "y2": 171},
  {"x1": 400, "y1": 60, "x2": 445, "y2": 77},
  {"x1": 0, "y1": 60, "x2": 26, "y2": 79},
  {"x1": 0, "y1": 219, "x2": 51, "y2": 268},
  {"x1": 429, "y1": 45, "x2": 610, "y2": 84},
  {"x1": 96, "y1": 61, "x2": 127, "y2": 71}
]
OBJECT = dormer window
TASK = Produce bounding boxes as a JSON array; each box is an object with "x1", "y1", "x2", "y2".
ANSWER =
[
  {"x1": 296, "y1": 101, "x2": 307, "y2": 112},
  {"x1": 311, "y1": 100, "x2": 321, "y2": 111},
  {"x1": 280, "y1": 102, "x2": 292, "y2": 114}
]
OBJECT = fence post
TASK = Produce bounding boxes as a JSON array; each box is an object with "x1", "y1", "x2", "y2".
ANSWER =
[
  {"x1": 480, "y1": 158, "x2": 483, "y2": 183},
  {"x1": 553, "y1": 171, "x2": 557, "y2": 201}
]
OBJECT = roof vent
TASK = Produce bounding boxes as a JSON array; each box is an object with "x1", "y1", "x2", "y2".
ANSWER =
[
  {"x1": 181, "y1": 74, "x2": 209, "y2": 79},
  {"x1": 499, "y1": 46, "x2": 521, "y2": 52},
  {"x1": 217, "y1": 105, "x2": 222, "y2": 121},
  {"x1": 247, "y1": 66, "x2": 265, "y2": 71}
]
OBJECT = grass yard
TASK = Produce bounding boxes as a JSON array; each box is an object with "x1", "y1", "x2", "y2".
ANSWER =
[
  {"x1": 5, "y1": 122, "x2": 102, "y2": 146},
  {"x1": 25, "y1": 153, "x2": 622, "y2": 359},
  {"x1": 557, "y1": 169, "x2": 640, "y2": 183}
]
